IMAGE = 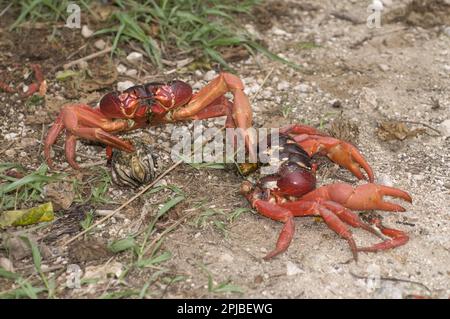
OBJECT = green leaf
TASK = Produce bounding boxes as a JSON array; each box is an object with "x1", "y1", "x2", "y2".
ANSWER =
[
  {"x1": 0, "y1": 267, "x2": 20, "y2": 280},
  {"x1": 108, "y1": 237, "x2": 136, "y2": 253},
  {"x1": 136, "y1": 251, "x2": 172, "y2": 268},
  {"x1": 157, "y1": 196, "x2": 185, "y2": 218},
  {"x1": 20, "y1": 236, "x2": 42, "y2": 273}
]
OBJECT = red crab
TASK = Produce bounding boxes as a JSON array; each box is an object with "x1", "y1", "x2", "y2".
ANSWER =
[
  {"x1": 240, "y1": 124, "x2": 412, "y2": 261},
  {"x1": 0, "y1": 64, "x2": 46, "y2": 97},
  {"x1": 44, "y1": 72, "x2": 253, "y2": 169}
]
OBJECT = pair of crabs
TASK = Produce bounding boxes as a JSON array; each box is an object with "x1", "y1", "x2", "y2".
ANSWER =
[{"x1": 44, "y1": 72, "x2": 412, "y2": 261}]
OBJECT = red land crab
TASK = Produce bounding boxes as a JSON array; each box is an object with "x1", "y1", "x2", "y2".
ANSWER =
[
  {"x1": 44, "y1": 72, "x2": 254, "y2": 169},
  {"x1": 0, "y1": 64, "x2": 47, "y2": 97},
  {"x1": 240, "y1": 124, "x2": 412, "y2": 261}
]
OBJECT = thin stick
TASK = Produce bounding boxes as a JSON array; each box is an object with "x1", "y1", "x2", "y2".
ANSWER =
[
  {"x1": 250, "y1": 67, "x2": 274, "y2": 104},
  {"x1": 0, "y1": 3, "x2": 12, "y2": 18},
  {"x1": 63, "y1": 47, "x2": 112, "y2": 70},
  {"x1": 62, "y1": 127, "x2": 226, "y2": 246},
  {"x1": 350, "y1": 272, "x2": 431, "y2": 292},
  {"x1": 62, "y1": 159, "x2": 183, "y2": 247}
]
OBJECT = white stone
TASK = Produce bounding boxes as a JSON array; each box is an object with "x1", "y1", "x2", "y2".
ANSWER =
[
  {"x1": 378, "y1": 64, "x2": 390, "y2": 72},
  {"x1": 219, "y1": 253, "x2": 234, "y2": 263},
  {"x1": 117, "y1": 81, "x2": 135, "y2": 91},
  {"x1": 125, "y1": 69, "x2": 138, "y2": 77},
  {"x1": 272, "y1": 27, "x2": 289, "y2": 36},
  {"x1": 116, "y1": 64, "x2": 127, "y2": 74},
  {"x1": 377, "y1": 174, "x2": 393, "y2": 187},
  {"x1": 0, "y1": 257, "x2": 14, "y2": 272},
  {"x1": 277, "y1": 81, "x2": 290, "y2": 91},
  {"x1": 286, "y1": 261, "x2": 304, "y2": 276},
  {"x1": 81, "y1": 25, "x2": 94, "y2": 38},
  {"x1": 126, "y1": 52, "x2": 143, "y2": 63},
  {"x1": 439, "y1": 119, "x2": 450, "y2": 137},
  {"x1": 371, "y1": 0, "x2": 384, "y2": 11},
  {"x1": 203, "y1": 70, "x2": 217, "y2": 82},
  {"x1": 94, "y1": 39, "x2": 106, "y2": 50},
  {"x1": 4, "y1": 132, "x2": 18, "y2": 141},
  {"x1": 444, "y1": 26, "x2": 450, "y2": 37},
  {"x1": 296, "y1": 83, "x2": 311, "y2": 93}
]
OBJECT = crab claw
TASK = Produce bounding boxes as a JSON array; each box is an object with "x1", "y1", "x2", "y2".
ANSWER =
[
  {"x1": 281, "y1": 124, "x2": 374, "y2": 182},
  {"x1": 302, "y1": 183, "x2": 412, "y2": 212},
  {"x1": 295, "y1": 135, "x2": 375, "y2": 182}
]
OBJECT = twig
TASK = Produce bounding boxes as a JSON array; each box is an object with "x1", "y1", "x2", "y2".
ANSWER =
[
  {"x1": 63, "y1": 47, "x2": 112, "y2": 70},
  {"x1": 61, "y1": 159, "x2": 183, "y2": 247},
  {"x1": 330, "y1": 11, "x2": 364, "y2": 24},
  {"x1": 401, "y1": 120, "x2": 441, "y2": 135},
  {"x1": 350, "y1": 272, "x2": 431, "y2": 292},
  {"x1": 0, "y1": 3, "x2": 12, "y2": 18},
  {"x1": 62, "y1": 127, "x2": 226, "y2": 246},
  {"x1": 37, "y1": 123, "x2": 45, "y2": 160},
  {"x1": 250, "y1": 67, "x2": 274, "y2": 104}
]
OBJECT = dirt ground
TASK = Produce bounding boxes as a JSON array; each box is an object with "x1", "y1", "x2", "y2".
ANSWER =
[{"x1": 0, "y1": 0, "x2": 449, "y2": 298}]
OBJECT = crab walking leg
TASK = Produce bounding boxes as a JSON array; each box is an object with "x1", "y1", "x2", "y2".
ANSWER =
[
  {"x1": 318, "y1": 206, "x2": 359, "y2": 261},
  {"x1": 44, "y1": 104, "x2": 134, "y2": 169},
  {"x1": 358, "y1": 218, "x2": 409, "y2": 252},
  {"x1": 171, "y1": 72, "x2": 255, "y2": 159},
  {"x1": 44, "y1": 113, "x2": 65, "y2": 167},
  {"x1": 250, "y1": 199, "x2": 296, "y2": 260},
  {"x1": 279, "y1": 200, "x2": 361, "y2": 260},
  {"x1": 302, "y1": 183, "x2": 412, "y2": 211}
]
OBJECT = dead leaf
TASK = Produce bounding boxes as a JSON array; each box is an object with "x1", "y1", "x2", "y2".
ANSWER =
[
  {"x1": 2, "y1": 234, "x2": 52, "y2": 261},
  {"x1": 377, "y1": 121, "x2": 426, "y2": 141},
  {"x1": 83, "y1": 261, "x2": 123, "y2": 281},
  {"x1": 69, "y1": 239, "x2": 112, "y2": 263},
  {"x1": 44, "y1": 182, "x2": 75, "y2": 210}
]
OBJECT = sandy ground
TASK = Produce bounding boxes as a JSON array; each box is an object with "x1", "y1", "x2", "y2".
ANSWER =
[{"x1": 0, "y1": 0, "x2": 449, "y2": 298}]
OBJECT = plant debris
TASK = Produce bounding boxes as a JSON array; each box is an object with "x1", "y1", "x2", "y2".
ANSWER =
[{"x1": 377, "y1": 121, "x2": 427, "y2": 141}]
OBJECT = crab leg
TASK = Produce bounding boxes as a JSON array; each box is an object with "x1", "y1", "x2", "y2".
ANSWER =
[
  {"x1": 171, "y1": 72, "x2": 255, "y2": 158},
  {"x1": 302, "y1": 183, "x2": 412, "y2": 211},
  {"x1": 358, "y1": 218, "x2": 409, "y2": 252},
  {"x1": 44, "y1": 104, "x2": 133, "y2": 169}
]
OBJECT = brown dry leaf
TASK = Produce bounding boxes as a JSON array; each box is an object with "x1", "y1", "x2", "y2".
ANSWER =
[
  {"x1": 69, "y1": 238, "x2": 112, "y2": 263},
  {"x1": 2, "y1": 234, "x2": 52, "y2": 261},
  {"x1": 377, "y1": 121, "x2": 426, "y2": 141},
  {"x1": 44, "y1": 182, "x2": 75, "y2": 210},
  {"x1": 83, "y1": 261, "x2": 123, "y2": 281},
  {"x1": 220, "y1": 46, "x2": 250, "y2": 63}
]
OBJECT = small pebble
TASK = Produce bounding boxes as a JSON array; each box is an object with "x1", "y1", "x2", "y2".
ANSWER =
[
  {"x1": 81, "y1": 25, "x2": 94, "y2": 38},
  {"x1": 126, "y1": 52, "x2": 143, "y2": 63},
  {"x1": 203, "y1": 70, "x2": 217, "y2": 82},
  {"x1": 296, "y1": 84, "x2": 311, "y2": 93},
  {"x1": 286, "y1": 261, "x2": 304, "y2": 276},
  {"x1": 0, "y1": 257, "x2": 14, "y2": 272},
  {"x1": 277, "y1": 81, "x2": 290, "y2": 91},
  {"x1": 116, "y1": 64, "x2": 127, "y2": 74},
  {"x1": 444, "y1": 26, "x2": 450, "y2": 37},
  {"x1": 125, "y1": 69, "x2": 138, "y2": 77},
  {"x1": 439, "y1": 119, "x2": 450, "y2": 137},
  {"x1": 94, "y1": 39, "x2": 106, "y2": 50},
  {"x1": 378, "y1": 64, "x2": 390, "y2": 72},
  {"x1": 117, "y1": 81, "x2": 135, "y2": 91}
]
